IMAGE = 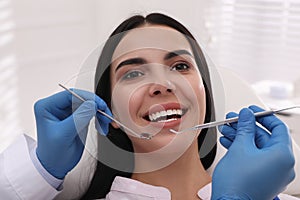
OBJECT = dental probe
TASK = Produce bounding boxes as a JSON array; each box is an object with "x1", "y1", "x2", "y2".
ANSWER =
[
  {"x1": 58, "y1": 84, "x2": 152, "y2": 140},
  {"x1": 170, "y1": 105, "x2": 300, "y2": 134}
]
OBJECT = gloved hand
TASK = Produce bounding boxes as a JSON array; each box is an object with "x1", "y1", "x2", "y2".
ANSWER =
[
  {"x1": 212, "y1": 106, "x2": 295, "y2": 200},
  {"x1": 34, "y1": 89, "x2": 112, "y2": 179},
  {"x1": 218, "y1": 105, "x2": 273, "y2": 149}
]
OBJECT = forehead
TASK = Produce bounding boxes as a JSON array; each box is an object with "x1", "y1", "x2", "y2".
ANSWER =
[{"x1": 112, "y1": 25, "x2": 192, "y2": 60}]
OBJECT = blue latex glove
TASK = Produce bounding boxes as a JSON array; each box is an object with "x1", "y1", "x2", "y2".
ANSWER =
[
  {"x1": 212, "y1": 106, "x2": 295, "y2": 200},
  {"x1": 218, "y1": 105, "x2": 272, "y2": 150},
  {"x1": 34, "y1": 89, "x2": 112, "y2": 179}
]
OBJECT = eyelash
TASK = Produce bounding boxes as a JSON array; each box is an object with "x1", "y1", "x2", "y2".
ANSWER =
[
  {"x1": 122, "y1": 70, "x2": 144, "y2": 80},
  {"x1": 170, "y1": 62, "x2": 191, "y2": 72},
  {"x1": 120, "y1": 62, "x2": 191, "y2": 81}
]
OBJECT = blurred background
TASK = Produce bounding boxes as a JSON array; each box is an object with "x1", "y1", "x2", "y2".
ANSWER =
[{"x1": 0, "y1": 0, "x2": 300, "y2": 151}]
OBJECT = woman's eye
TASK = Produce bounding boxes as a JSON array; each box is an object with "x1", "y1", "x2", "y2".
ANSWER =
[
  {"x1": 170, "y1": 63, "x2": 190, "y2": 72},
  {"x1": 122, "y1": 70, "x2": 144, "y2": 80}
]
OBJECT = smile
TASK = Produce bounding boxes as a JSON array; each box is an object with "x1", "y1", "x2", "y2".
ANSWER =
[{"x1": 144, "y1": 108, "x2": 187, "y2": 123}]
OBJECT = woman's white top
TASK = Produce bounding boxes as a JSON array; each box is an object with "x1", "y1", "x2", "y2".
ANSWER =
[{"x1": 0, "y1": 134, "x2": 299, "y2": 200}]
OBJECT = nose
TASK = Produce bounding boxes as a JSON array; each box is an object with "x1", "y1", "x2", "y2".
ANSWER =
[{"x1": 149, "y1": 80, "x2": 176, "y2": 96}]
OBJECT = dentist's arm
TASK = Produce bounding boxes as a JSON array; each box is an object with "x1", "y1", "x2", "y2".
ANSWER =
[
  {"x1": 212, "y1": 106, "x2": 295, "y2": 200},
  {"x1": 0, "y1": 89, "x2": 111, "y2": 200}
]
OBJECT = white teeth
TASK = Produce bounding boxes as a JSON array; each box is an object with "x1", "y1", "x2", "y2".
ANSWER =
[
  {"x1": 149, "y1": 115, "x2": 153, "y2": 121},
  {"x1": 148, "y1": 109, "x2": 184, "y2": 122},
  {"x1": 178, "y1": 109, "x2": 182, "y2": 115}
]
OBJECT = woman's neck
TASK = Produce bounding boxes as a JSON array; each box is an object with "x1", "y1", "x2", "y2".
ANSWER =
[{"x1": 132, "y1": 141, "x2": 211, "y2": 199}]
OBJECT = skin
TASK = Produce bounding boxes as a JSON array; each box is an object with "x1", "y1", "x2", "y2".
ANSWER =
[{"x1": 109, "y1": 24, "x2": 211, "y2": 199}]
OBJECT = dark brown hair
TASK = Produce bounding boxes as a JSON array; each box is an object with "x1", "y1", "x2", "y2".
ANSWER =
[{"x1": 82, "y1": 13, "x2": 217, "y2": 199}]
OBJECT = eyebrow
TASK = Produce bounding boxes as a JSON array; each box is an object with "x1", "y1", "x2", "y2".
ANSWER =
[
  {"x1": 115, "y1": 58, "x2": 146, "y2": 72},
  {"x1": 115, "y1": 49, "x2": 193, "y2": 72},
  {"x1": 164, "y1": 49, "x2": 193, "y2": 60}
]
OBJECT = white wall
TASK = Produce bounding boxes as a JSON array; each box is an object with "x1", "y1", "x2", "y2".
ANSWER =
[{"x1": 0, "y1": 0, "x2": 100, "y2": 150}]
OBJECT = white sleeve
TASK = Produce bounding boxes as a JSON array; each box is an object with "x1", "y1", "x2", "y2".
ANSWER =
[
  {"x1": 278, "y1": 193, "x2": 300, "y2": 200},
  {"x1": 0, "y1": 134, "x2": 60, "y2": 200}
]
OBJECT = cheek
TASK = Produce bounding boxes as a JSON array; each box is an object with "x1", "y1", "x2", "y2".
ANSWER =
[
  {"x1": 111, "y1": 85, "x2": 130, "y2": 119},
  {"x1": 128, "y1": 88, "x2": 146, "y2": 117},
  {"x1": 189, "y1": 78, "x2": 206, "y2": 121},
  {"x1": 197, "y1": 84, "x2": 206, "y2": 116},
  {"x1": 111, "y1": 84, "x2": 146, "y2": 121}
]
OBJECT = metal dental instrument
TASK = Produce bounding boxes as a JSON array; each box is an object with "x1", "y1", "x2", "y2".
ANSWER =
[
  {"x1": 170, "y1": 105, "x2": 300, "y2": 134},
  {"x1": 58, "y1": 84, "x2": 152, "y2": 140}
]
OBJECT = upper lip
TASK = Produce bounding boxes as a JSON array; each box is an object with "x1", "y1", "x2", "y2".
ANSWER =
[{"x1": 142, "y1": 102, "x2": 187, "y2": 122}]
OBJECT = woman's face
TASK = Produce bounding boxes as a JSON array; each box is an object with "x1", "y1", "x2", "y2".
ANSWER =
[{"x1": 109, "y1": 25, "x2": 206, "y2": 153}]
